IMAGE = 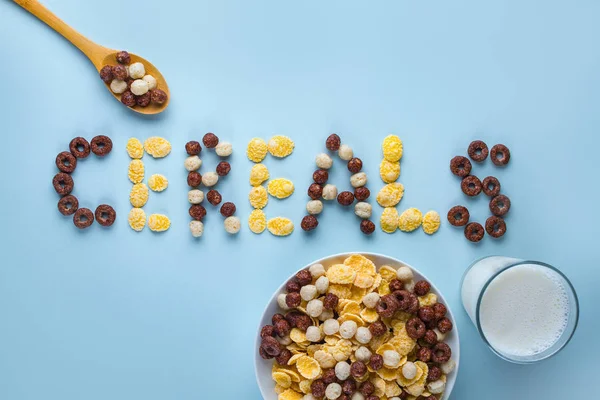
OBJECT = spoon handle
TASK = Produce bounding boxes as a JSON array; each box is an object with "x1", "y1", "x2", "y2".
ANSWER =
[{"x1": 13, "y1": 0, "x2": 110, "y2": 68}]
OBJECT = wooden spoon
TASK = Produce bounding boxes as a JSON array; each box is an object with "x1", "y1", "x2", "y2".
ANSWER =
[{"x1": 14, "y1": 0, "x2": 170, "y2": 115}]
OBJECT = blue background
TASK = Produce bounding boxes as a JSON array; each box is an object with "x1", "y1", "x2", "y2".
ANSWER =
[{"x1": 1, "y1": 0, "x2": 598, "y2": 398}]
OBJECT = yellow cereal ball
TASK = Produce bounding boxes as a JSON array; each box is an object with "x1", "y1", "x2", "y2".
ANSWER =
[
  {"x1": 376, "y1": 183, "x2": 405, "y2": 207},
  {"x1": 128, "y1": 208, "x2": 146, "y2": 231},
  {"x1": 143, "y1": 136, "x2": 171, "y2": 158},
  {"x1": 382, "y1": 135, "x2": 403, "y2": 162},
  {"x1": 422, "y1": 210, "x2": 441, "y2": 235},
  {"x1": 128, "y1": 159, "x2": 144, "y2": 184},
  {"x1": 398, "y1": 208, "x2": 423, "y2": 232},
  {"x1": 249, "y1": 164, "x2": 270, "y2": 186},
  {"x1": 148, "y1": 174, "x2": 168, "y2": 192},
  {"x1": 148, "y1": 214, "x2": 171, "y2": 232},
  {"x1": 267, "y1": 217, "x2": 294, "y2": 236},
  {"x1": 379, "y1": 159, "x2": 400, "y2": 183},
  {"x1": 380, "y1": 207, "x2": 399, "y2": 233},
  {"x1": 267, "y1": 135, "x2": 295, "y2": 158},
  {"x1": 246, "y1": 138, "x2": 268, "y2": 163},
  {"x1": 248, "y1": 209, "x2": 267, "y2": 234},
  {"x1": 130, "y1": 183, "x2": 149, "y2": 207},
  {"x1": 249, "y1": 186, "x2": 268, "y2": 209},
  {"x1": 126, "y1": 137, "x2": 144, "y2": 159},
  {"x1": 267, "y1": 178, "x2": 295, "y2": 199}
]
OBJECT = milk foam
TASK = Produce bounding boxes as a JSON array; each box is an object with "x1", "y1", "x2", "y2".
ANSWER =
[{"x1": 479, "y1": 264, "x2": 570, "y2": 357}]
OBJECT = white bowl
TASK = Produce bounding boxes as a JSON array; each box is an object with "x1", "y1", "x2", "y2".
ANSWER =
[{"x1": 255, "y1": 252, "x2": 460, "y2": 400}]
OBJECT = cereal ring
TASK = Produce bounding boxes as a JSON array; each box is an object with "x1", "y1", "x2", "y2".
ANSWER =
[
  {"x1": 247, "y1": 138, "x2": 268, "y2": 162},
  {"x1": 449, "y1": 156, "x2": 471, "y2": 178},
  {"x1": 249, "y1": 164, "x2": 270, "y2": 186},
  {"x1": 382, "y1": 135, "x2": 403, "y2": 162},
  {"x1": 56, "y1": 151, "x2": 77, "y2": 173},
  {"x1": 148, "y1": 174, "x2": 168, "y2": 192},
  {"x1": 69, "y1": 137, "x2": 90, "y2": 159},
  {"x1": 464, "y1": 222, "x2": 485, "y2": 242},
  {"x1": 398, "y1": 208, "x2": 423, "y2": 232},
  {"x1": 432, "y1": 342, "x2": 451, "y2": 364},
  {"x1": 248, "y1": 209, "x2": 267, "y2": 233},
  {"x1": 379, "y1": 159, "x2": 400, "y2": 183},
  {"x1": 73, "y1": 208, "x2": 94, "y2": 229},
  {"x1": 467, "y1": 140, "x2": 488, "y2": 162},
  {"x1": 461, "y1": 176, "x2": 482, "y2": 197},
  {"x1": 447, "y1": 206, "x2": 469, "y2": 226},
  {"x1": 143, "y1": 136, "x2": 171, "y2": 158},
  {"x1": 129, "y1": 183, "x2": 149, "y2": 207},
  {"x1": 391, "y1": 290, "x2": 412, "y2": 311},
  {"x1": 490, "y1": 144, "x2": 510, "y2": 166},
  {"x1": 57, "y1": 195, "x2": 79, "y2": 216},
  {"x1": 91, "y1": 135, "x2": 113, "y2": 156},
  {"x1": 53, "y1": 172, "x2": 74, "y2": 195},
  {"x1": 126, "y1": 138, "x2": 144, "y2": 159},
  {"x1": 268, "y1": 178, "x2": 295, "y2": 199},
  {"x1": 95, "y1": 204, "x2": 116, "y2": 227},
  {"x1": 422, "y1": 211, "x2": 441, "y2": 235},
  {"x1": 437, "y1": 317, "x2": 453, "y2": 334},
  {"x1": 417, "y1": 347, "x2": 432, "y2": 363},
  {"x1": 128, "y1": 208, "x2": 146, "y2": 231},
  {"x1": 249, "y1": 186, "x2": 268, "y2": 209},
  {"x1": 128, "y1": 159, "x2": 144, "y2": 183},
  {"x1": 485, "y1": 215, "x2": 507, "y2": 238},
  {"x1": 267, "y1": 135, "x2": 295, "y2": 158},
  {"x1": 405, "y1": 317, "x2": 426, "y2": 339},
  {"x1": 148, "y1": 214, "x2": 171, "y2": 232},
  {"x1": 490, "y1": 194, "x2": 511, "y2": 216},
  {"x1": 482, "y1": 176, "x2": 501, "y2": 197},
  {"x1": 376, "y1": 295, "x2": 399, "y2": 318}
]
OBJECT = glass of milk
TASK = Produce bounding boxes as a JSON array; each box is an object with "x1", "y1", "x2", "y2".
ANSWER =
[{"x1": 461, "y1": 256, "x2": 579, "y2": 363}]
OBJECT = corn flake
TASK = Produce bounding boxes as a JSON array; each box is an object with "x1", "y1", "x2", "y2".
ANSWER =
[
  {"x1": 398, "y1": 208, "x2": 423, "y2": 232},
  {"x1": 377, "y1": 183, "x2": 405, "y2": 207},
  {"x1": 344, "y1": 254, "x2": 377, "y2": 276},
  {"x1": 377, "y1": 367, "x2": 399, "y2": 381},
  {"x1": 268, "y1": 178, "x2": 295, "y2": 199},
  {"x1": 299, "y1": 380, "x2": 312, "y2": 394},
  {"x1": 148, "y1": 214, "x2": 170, "y2": 232},
  {"x1": 126, "y1": 137, "x2": 144, "y2": 159},
  {"x1": 330, "y1": 339, "x2": 353, "y2": 361},
  {"x1": 248, "y1": 209, "x2": 267, "y2": 234},
  {"x1": 386, "y1": 381, "x2": 403, "y2": 397},
  {"x1": 326, "y1": 264, "x2": 357, "y2": 284},
  {"x1": 267, "y1": 217, "x2": 294, "y2": 236},
  {"x1": 143, "y1": 136, "x2": 171, "y2": 158},
  {"x1": 130, "y1": 183, "x2": 149, "y2": 207},
  {"x1": 128, "y1": 208, "x2": 146, "y2": 231},
  {"x1": 290, "y1": 328, "x2": 307, "y2": 343},
  {"x1": 295, "y1": 356, "x2": 321, "y2": 379},
  {"x1": 328, "y1": 284, "x2": 353, "y2": 299},
  {"x1": 250, "y1": 164, "x2": 270, "y2": 186},
  {"x1": 380, "y1": 207, "x2": 399, "y2": 233},
  {"x1": 314, "y1": 350, "x2": 336, "y2": 369},
  {"x1": 382, "y1": 134, "x2": 403, "y2": 162},
  {"x1": 379, "y1": 266, "x2": 397, "y2": 281},
  {"x1": 419, "y1": 293, "x2": 438, "y2": 307},
  {"x1": 249, "y1": 186, "x2": 268, "y2": 209},
  {"x1": 422, "y1": 210, "x2": 441, "y2": 235},
  {"x1": 128, "y1": 159, "x2": 144, "y2": 183},
  {"x1": 354, "y1": 273, "x2": 375, "y2": 288},
  {"x1": 380, "y1": 159, "x2": 401, "y2": 183},
  {"x1": 272, "y1": 371, "x2": 292, "y2": 388},
  {"x1": 246, "y1": 138, "x2": 268, "y2": 162},
  {"x1": 148, "y1": 174, "x2": 168, "y2": 192},
  {"x1": 278, "y1": 389, "x2": 303, "y2": 400},
  {"x1": 268, "y1": 135, "x2": 295, "y2": 158}
]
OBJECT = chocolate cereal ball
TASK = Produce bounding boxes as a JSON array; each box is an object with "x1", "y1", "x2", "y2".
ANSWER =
[
  {"x1": 135, "y1": 92, "x2": 151, "y2": 107},
  {"x1": 337, "y1": 191, "x2": 354, "y2": 206},
  {"x1": 347, "y1": 158, "x2": 363, "y2": 173},
  {"x1": 207, "y1": 190, "x2": 222, "y2": 206},
  {"x1": 220, "y1": 202, "x2": 236, "y2": 217},
  {"x1": 354, "y1": 187, "x2": 370, "y2": 201},
  {"x1": 115, "y1": 50, "x2": 131, "y2": 64},
  {"x1": 189, "y1": 204, "x2": 207, "y2": 220},
  {"x1": 216, "y1": 161, "x2": 231, "y2": 176},
  {"x1": 301, "y1": 215, "x2": 318, "y2": 231},
  {"x1": 308, "y1": 183, "x2": 323, "y2": 200},
  {"x1": 150, "y1": 89, "x2": 168, "y2": 105},
  {"x1": 121, "y1": 90, "x2": 136, "y2": 107},
  {"x1": 185, "y1": 141, "x2": 202, "y2": 155},
  {"x1": 313, "y1": 169, "x2": 329, "y2": 185},
  {"x1": 326, "y1": 134, "x2": 341, "y2": 151},
  {"x1": 187, "y1": 171, "x2": 202, "y2": 187},
  {"x1": 112, "y1": 65, "x2": 128, "y2": 80},
  {"x1": 99, "y1": 65, "x2": 113, "y2": 83},
  {"x1": 360, "y1": 220, "x2": 375, "y2": 235},
  {"x1": 203, "y1": 133, "x2": 219, "y2": 148}
]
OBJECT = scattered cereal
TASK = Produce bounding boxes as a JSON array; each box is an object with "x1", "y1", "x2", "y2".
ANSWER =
[
  {"x1": 215, "y1": 141, "x2": 233, "y2": 157},
  {"x1": 268, "y1": 135, "x2": 295, "y2": 158},
  {"x1": 247, "y1": 138, "x2": 268, "y2": 162},
  {"x1": 224, "y1": 216, "x2": 241, "y2": 234},
  {"x1": 315, "y1": 153, "x2": 333, "y2": 169},
  {"x1": 338, "y1": 144, "x2": 353, "y2": 161},
  {"x1": 248, "y1": 209, "x2": 267, "y2": 233},
  {"x1": 202, "y1": 172, "x2": 219, "y2": 187},
  {"x1": 128, "y1": 208, "x2": 146, "y2": 231},
  {"x1": 379, "y1": 159, "x2": 400, "y2": 183},
  {"x1": 148, "y1": 174, "x2": 168, "y2": 192},
  {"x1": 267, "y1": 217, "x2": 294, "y2": 236},
  {"x1": 322, "y1": 184, "x2": 338, "y2": 201},
  {"x1": 128, "y1": 159, "x2": 144, "y2": 184},
  {"x1": 130, "y1": 183, "x2": 149, "y2": 207},
  {"x1": 189, "y1": 220, "x2": 204, "y2": 237},
  {"x1": 184, "y1": 155, "x2": 202, "y2": 172},
  {"x1": 188, "y1": 189, "x2": 204, "y2": 204},
  {"x1": 376, "y1": 183, "x2": 405, "y2": 207},
  {"x1": 148, "y1": 214, "x2": 170, "y2": 232},
  {"x1": 126, "y1": 137, "x2": 144, "y2": 159},
  {"x1": 268, "y1": 178, "x2": 295, "y2": 199},
  {"x1": 143, "y1": 137, "x2": 171, "y2": 158},
  {"x1": 380, "y1": 207, "x2": 399, "y2": 233},
  {"x1": 422, "y1": 211, "x2": 441, "y2": 235},
  {"x1": 398, "y1": 208, "x2": 423, "y2": 232},
  {"x1": 249, "y1": 186, "x2": 269, "y2": 209},
  {"x1": 382, "y1": 135, "x2": 403, "y2": 162}
]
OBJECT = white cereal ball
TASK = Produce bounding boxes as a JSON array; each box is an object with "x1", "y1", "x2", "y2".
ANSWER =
[
  {"x1": 306, "y1": 200, "x2": 324, "y2": 215},
  {"x1": 224, "y1": 216, "x2": 241, "y2": 234},
  {"x1": 427, "y1": 379, "x2": 446, "y2": 395},
  {"x1": 129, "y1": 62, "x2": 145, "y2": 79},
  {"x1": 350, "y1": 172, "x2": 367, "y2": 188},
  {"x1": 110, "y1": 79, "x2": 128, "y2": 94},
  {"x1": 215, "y1": 141, "x2": 233, "y2": 157},
  {"x1": 306, "y1": 326, "x2": 322, "y2": 342},
  {"x1": 389, "y1": 398, "x2": 401, "y2": 400},
  {"x1": 325, "y1": 383, "x2": 342, "y2": 400},
  {"x1": 277, "y1": 293, "x2": 290, "y2": 310},
  {"x1": 396, "y1": 266, "x2": 414, "y2": 281},
  {"x1": 303, "y1": 395, "x2": 318, "y2": 400},
  {"x1": 355, "y1": 327, "x2": 372, "y2": 344},
  {"x1": 338, "y1": 144, "x2": 353, "y2": 160},
  {"x1": 315, "y1": 276, "x2": 329, "y2": 293},
  {"x1": 334, "y1": 361, "x2": 351, "y2": 381},
  {"x1": 188, "y1": 189, "x2": 204, "y2": 204},
  {"x1": 404, "y1": 280, "x2": 416, "y2": 292},
  {"x1": 202, "y1": 172, "x2": 219, "y2": 187},
  {"x1": 402, "y1": 361, "x2": 417, "y2": 379},
  {"x1": 319, "y1": 309, "x2": 334, "y2": 321},
  {"x1": 277, "y1": 335, "x2": 292, "y2": 346},
  {"x1": 306, "y1": 299, "x2": 324, "y2": 318},
  {"x1": 142, "y1": 74, "x2": 157, "y2": 90},
  {"x1": 189, "y1": 220, "x2": 204, "y2": 237},
  {"x1": 434, "y1": 328, "x2": 446, "y2": 342},
  {"x1": 322, "y1": 184, "x2": 338, "y2": 201},
  {"x1": 362, "y1": 292, "x2": 380, "y2": 309},
  {"x1": 130, "y1": 79, "x2": 149, "y2": 96},
  {"x1": 316, "y1": 153, "x2": 333, "y2": 169},
  {"x1": 309, "y1": 263, "x2": 326, "y2": 278},
  {"x1": 339, "y1": 320, "x2": 358, "y2": 339},
  {"x1": 323, "y1": 319, "x2": 340, "y2": 336},
  {"x1": 300, "y1": 285, "x2": 318, "y2": 301},
  {"x1": 354, "y1": 202, "x2": 372, "y2": 219},
  {"x1": 355, "y1": 346, "x2": 372, "y2": 362},
  {"x1": 184, "y1": 155, "x2": 202, "y2": 171},
  {"x1": 383, "y1": 350, "x2": 402, "y2": 368},
  {"x1": 351, "y1": 394, "x2": 365, "y2": 400},
  {"x1": 440, "y1": 359, "x2": 456, "y2": 375}
]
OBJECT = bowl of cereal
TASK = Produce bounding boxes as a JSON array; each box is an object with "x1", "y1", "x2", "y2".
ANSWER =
[{"x1": 255, "y1": 253, "x2": 459, "y2": 400}]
